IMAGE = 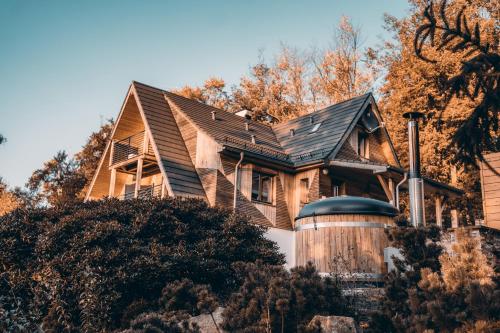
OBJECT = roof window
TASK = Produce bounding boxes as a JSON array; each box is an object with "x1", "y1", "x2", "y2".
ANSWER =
[{"x1": 310, "y1": 122, "x2": 322, "y2": 133}]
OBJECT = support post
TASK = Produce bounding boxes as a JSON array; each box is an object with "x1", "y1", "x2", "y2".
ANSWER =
[
  {"x1": 109, "y1": 168, "x2": 117, "y2": 197},
  {"x1": 376, "y1": 175, "x2": 394, "y2": 205},
  {"x1": 450, "y1": 165, "x2": 459, "y2": 228},
  {"x1": 142, "y1": 132, "x2": 149, "y2": 155},
  {"x1": 435, "y1": 195, "x2": 443, "y2": 227},
  {"x1": 388, "y1": 178, "x2": 395, "y2": 205},
  {"x1": 135, "y1": 158, "x2": 143, "y2": 198},
  {"x1": 451, "y1": 210, "x2": 459, "y2": 228}
]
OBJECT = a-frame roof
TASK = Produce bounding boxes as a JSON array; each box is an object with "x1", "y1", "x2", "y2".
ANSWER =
[
  {"x1": 129, "y1": 82, "x2": 396, "y2": 169},
  {"x1": 273, "y1": 93, "x2": 373, "y2": 165},
  {"x1": 133, "y1": 83, "x2": 206, "y2": 198}
]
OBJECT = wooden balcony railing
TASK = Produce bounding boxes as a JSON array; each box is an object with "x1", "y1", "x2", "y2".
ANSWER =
[
  {"x1": 111, "y1": 131, "x2": 154, "y2": 165},
  {"x1": 116, "y1": 184, "x2": 162, "y2": 200}
]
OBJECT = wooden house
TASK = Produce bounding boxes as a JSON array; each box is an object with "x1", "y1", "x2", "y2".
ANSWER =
[
  {"x1": 86, "y1": 81, "x2": 462, "y2": 270},
  {"x1": 480, "y1": 152, "x2": 500, "y2": 230}
]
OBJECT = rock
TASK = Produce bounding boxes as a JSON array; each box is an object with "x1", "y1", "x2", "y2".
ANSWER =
[
  {"x1": 188, "y1": 307, "x2": 225, "y2": 333},
  {"x1": 309, "y1": 315, "x2": 359, "y2": 333}
]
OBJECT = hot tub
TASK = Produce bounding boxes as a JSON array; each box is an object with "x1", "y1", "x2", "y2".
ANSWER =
[{"x1": 295, "y1": 196, "x2": 398, "y2": 280}]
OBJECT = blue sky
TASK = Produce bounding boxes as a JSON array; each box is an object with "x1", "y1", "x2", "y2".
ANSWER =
[{"x1": 0, "y1": 0, "x2": 409, "y2": 188}]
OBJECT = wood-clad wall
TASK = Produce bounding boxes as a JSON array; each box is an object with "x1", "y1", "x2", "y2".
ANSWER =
[
  {"x1": 295, "y1": 214, "x2": 394, "y2": 275},
  {"x1": 480, "y1": 152, "x2": 500, "y2": 230}
]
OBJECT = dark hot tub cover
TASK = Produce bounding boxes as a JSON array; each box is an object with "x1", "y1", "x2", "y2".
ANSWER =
[{"x1": 297, "y1": 195, "x2": 399, "y2": 219}]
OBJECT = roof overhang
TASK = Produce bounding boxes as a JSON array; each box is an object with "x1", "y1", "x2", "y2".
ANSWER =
[{"x1": 327, "y1": 160, "x2": 463, "y2": 198}]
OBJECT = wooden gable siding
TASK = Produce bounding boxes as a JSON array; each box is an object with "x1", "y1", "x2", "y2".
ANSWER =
[
  {"x1": 279, "y1": 168, "x2": 319, "y2": 226},
  {"x1": 87, "y1": 148, "x2": 112, "y2": 199},
  {"x1": 171, "y1": 108, "x2": 198, "y2": 166},
  {"x1": 132, "y1": 83, "x2": 206, "y2": 199},
  {"x1": 480, "y1": 153, "x2": 500, "y2": 230},
  {"x1": 368, "y1": 130, "x2": 395, "y2": 165},
  {"x1": 307, "y1": 169, "x2": 320, "y2": 203},
  {"x1": 275, "y1": 176, "x2": 293, "y2": 229}
]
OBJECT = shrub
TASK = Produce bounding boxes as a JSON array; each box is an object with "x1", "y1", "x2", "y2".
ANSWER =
[
  {"x1": 0, "y1": 198, "x2": 284, "y2": 331},
  {"x1": 222, "y1": 260, "x2": 349, "y2": 333},
  {"x1": 369, "y1": 222, "x2": 500, "y2": 332}
]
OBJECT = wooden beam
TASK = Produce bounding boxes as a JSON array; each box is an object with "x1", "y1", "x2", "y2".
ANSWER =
[
  {"x1": 451, "y1": 209, "x2": 459, "y2": 228},
  {"x1": 435, "y1": 195, "x2": 443, "y2": 227},
  {"x1": 388, "y1": 178, "x2": 395, "y2": 205},
  {"x1": 109, "y1": 168, "x2": 117, "y2": 197},
  {"x1": 135, "y1": 158, "x2": 143, "y2": 198},
  {"x1": 161, "y1": 182, "x2": 166, "y2": 198},
  {"x1": 376, "y1": 175, "x2": 393, "y2": 204}
]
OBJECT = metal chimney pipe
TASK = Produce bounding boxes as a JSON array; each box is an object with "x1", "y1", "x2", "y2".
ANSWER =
[{"x1": 403, "y1": 112, "x2": 425, "y2": 227}]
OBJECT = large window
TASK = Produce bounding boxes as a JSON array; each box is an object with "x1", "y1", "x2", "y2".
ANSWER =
[{"x1": 252, "y1": 171, "x2": 274, "y2": 203}]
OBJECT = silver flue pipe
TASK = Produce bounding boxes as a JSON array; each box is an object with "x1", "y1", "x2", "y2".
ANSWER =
[{"x1": 403, "y1": 112, "x2": 425, "y2": 227}]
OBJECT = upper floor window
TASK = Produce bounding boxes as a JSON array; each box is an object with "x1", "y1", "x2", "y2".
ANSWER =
[
  {"x1": 358, "y1": 132, "x2": 369, "y2": 158},
  {"x1": 252, "y1": 170, "x2": 274, "y2": 203}
]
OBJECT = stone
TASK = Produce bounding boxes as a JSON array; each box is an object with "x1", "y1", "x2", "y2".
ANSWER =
[
  {"x1": 188, "y1": 307, "x2": 225, "y2": 333},
  {"x1": 309, "y1": 315, "x2": 359, "y2": 333}
]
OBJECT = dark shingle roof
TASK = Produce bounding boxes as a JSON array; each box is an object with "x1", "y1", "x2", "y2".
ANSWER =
[
  {"x1": 130, "y1": 82, "x2": 374, "y2": 167},
  {"x1": 164, "y1": 92, "x2": 291, "y2": 162},
  {"x1": 272, "y1": 93, "x2": 371, "y2": 164}
]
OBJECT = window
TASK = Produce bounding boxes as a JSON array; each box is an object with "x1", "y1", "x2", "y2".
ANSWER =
[
  {"x1": 332, "y1": 179, "x2": 345, "y2": 197},
  {"x1": 299, "y1": 178, "x2": 309, "y2": 208},
  {"x1": 252, "y1": 171, "x2": 274, "y2": 203},
  {"x1": 310, "y1": 122, "x2": 322, "y2": 133},
  {"x1": 358, "y1": 132, "x2": 369, "y2": 158}
]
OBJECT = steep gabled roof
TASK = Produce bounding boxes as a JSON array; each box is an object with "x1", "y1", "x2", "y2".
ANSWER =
[
  {"x1": 164, "y1": 92, "x2": 290, "y2": 162},
  {"x1": 121, "y1": 83, "x2": 392, "y2": 169},
  {"x1": 272, "y1": 93, "x2": 372, "y2": 164}
]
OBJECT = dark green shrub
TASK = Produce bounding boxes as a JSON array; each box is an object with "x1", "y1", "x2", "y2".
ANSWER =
[
  {"x1": 0, "y1": 198, "x2": 284, "y2": 331},
  {"x1": 222, "y1": 260, "x2": 349, "y2": 333}
]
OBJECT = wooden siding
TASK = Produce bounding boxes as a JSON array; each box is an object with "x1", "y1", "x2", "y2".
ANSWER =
[
  {"x1": 275, "y1": 176, "x2": 293, "y2": 229},
  {"x1": 480, "y1": 153, "x2": 500, "y2": 230},
  {"x1": 87, "y1": 148, "x2": 112, "y2": 199},
  {"x1": 133, "y1": 82, "x2": 206, "y2": 199},
  {"x1": 295, "y1": 214, "x2": 394, "y2": 274}
]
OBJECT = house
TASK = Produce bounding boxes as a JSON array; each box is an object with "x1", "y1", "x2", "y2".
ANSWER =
[
  {"x1": 85, "y1": 81, "x2": 462, "y2": 269},
  {"x1": 480, "y1": 152, "x2": 500, "y2": 230}
]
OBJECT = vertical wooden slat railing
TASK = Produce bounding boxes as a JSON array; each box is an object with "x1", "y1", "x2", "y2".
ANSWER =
[{"x1": 111, "y1": 131, "x2": 154, "y2": 165}]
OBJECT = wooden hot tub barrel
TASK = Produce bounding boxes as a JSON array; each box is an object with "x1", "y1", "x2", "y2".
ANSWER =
[{"x1": 295, "y1": 196, "x2": 398, "y2": 280}]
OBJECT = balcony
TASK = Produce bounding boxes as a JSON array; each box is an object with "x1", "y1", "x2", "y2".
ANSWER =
[
  {"x1": 111, "y1": 131, "x2": 154, "y2": 166},
  {"x1": 117, "y1": 184, "x2": 162, "y2": 200}
]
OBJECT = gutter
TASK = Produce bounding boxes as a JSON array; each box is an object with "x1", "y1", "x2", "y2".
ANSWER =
[{"x1": 233, "y1": 151, "x2": 244, "y2": 210}]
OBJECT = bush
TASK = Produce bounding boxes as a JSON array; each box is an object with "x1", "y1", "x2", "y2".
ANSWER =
[
  {"x1": 369, "y1": 221, "x2": 500, "y2": 332},
  {"x1": 222, "y1": 260, "x2": 349, "y2": 333},
  {"x1": 0, "y1": 198, "x2": 284, "y2": 331}
]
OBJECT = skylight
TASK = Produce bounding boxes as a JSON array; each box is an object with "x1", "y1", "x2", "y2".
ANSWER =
[{"x1": 310, "y1": 122, "x2": 322, "y2": 133}]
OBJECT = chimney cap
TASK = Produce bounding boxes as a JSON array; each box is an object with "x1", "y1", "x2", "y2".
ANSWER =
[{"x1": 403, "y1": 112, "x2": 425, "y2": 120}]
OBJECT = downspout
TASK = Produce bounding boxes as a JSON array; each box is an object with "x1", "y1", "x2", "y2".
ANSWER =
[
  {"x1": 233, "y1": 151, "x2": 244, "y2": 210},
  {"x1": 395, "y1": 172, "x2": 408, "y2": 211}
]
